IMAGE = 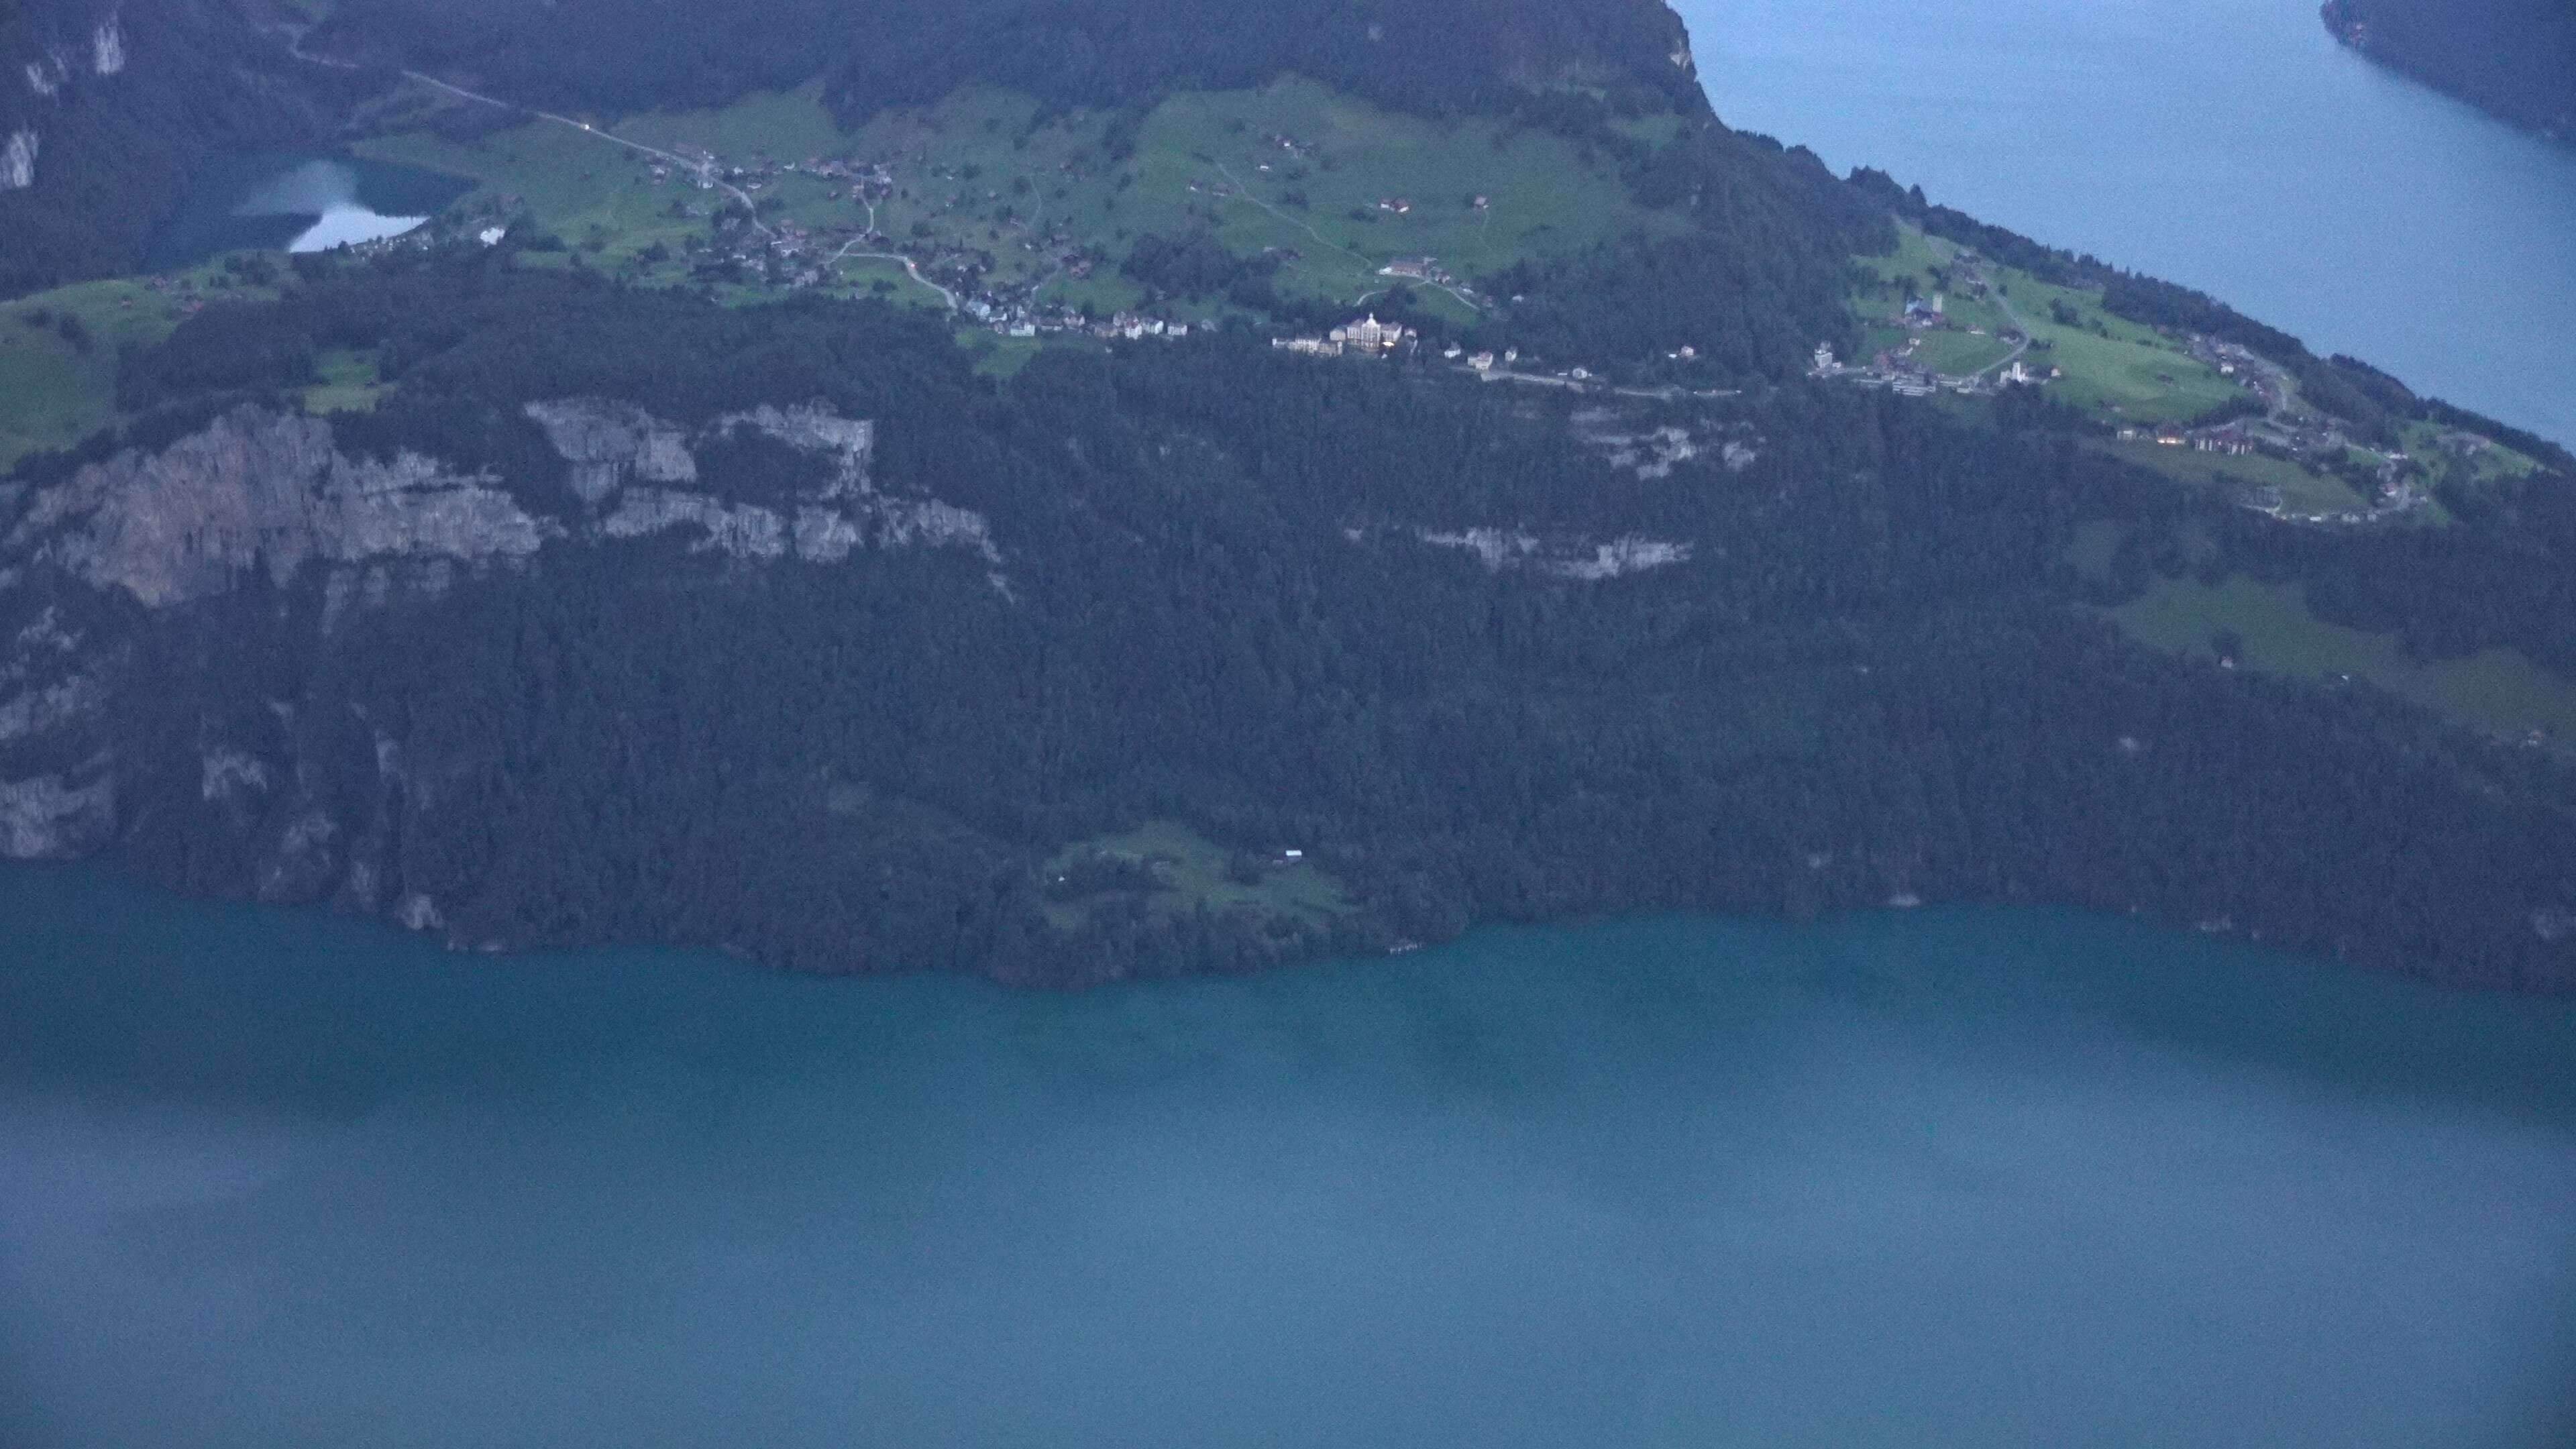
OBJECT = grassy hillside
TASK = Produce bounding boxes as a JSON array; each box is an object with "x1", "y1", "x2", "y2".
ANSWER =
[
  {"x1": 2114, "y1": 574, "x2": 2576, "y2": 753},
  {"x1": 1041, "y1": 820, "x2": 1356, "y2": 938},
  {"x1": 2088, "y1": 440, "x2": 2369, "y2": 520},
  {"x1": 358, "y1": 77, "x2": 1684, "y2": 319},
  {"x1": 1853, "y1": 225, "x2": 2244, "y2": 425},
  {"x1": 0, "y1": 265, "x2": 282, "y2": 468}
]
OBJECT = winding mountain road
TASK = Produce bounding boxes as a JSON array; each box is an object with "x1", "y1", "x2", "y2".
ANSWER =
[
  {"x1": 1970, "y1": 286, "x2": 2034, "y2": 380},
  {"x1": 824, "y1": 238, "x2": 958, "y2": 310}
]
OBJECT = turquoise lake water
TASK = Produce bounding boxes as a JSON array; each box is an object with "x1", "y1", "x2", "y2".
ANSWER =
[
  {"x1": 144, "y1": 152, "x2": 472, "y2": 272},
  {"x1": 1679, "y1": 0, "x2": 2576, "y2": 448},
  {"x1": 3, "y1": 866, "x2": 2574, "y2": 1446}
]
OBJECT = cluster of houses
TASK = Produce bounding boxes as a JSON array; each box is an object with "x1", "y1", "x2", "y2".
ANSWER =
[
  {"x1": 2185, "y1": 335, "x2": 2289, "y2": 413},
  {"x1": 133, "y1": 272, "x2": 243, "y2": 318},
  {"x1": 1079, "y1": 311, "x2": 1197, "y2": 342},
  {"x1": 648, "y1": 146, "x2": 890, "y2": 198},
  {"x1": 1810, "y1": 341, "x2": 2049, "y2": 399},
  {"x1": 2116, "y1": 424, "x2": 2256, "y2": 455}
]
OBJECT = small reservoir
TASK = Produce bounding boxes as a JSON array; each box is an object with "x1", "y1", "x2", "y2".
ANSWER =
[{"x1": 145, "y1": 152, "x2": 473, "y2": 271}]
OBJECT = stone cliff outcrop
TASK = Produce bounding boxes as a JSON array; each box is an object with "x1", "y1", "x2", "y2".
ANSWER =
[
  {"x1": 1408, "y1": 526, "x2": 1693, "y2": 580},
  {"x1": 0, "y1": 398, "x2": 1002, "y2": 887},
  {"x1": 5, "y1": 400, "x2": 1002, "y2": 613},
  {"x1": 13, "y1": 410, "x2": 547, "y2": 608},
  {"x1": 524, "y1": 398, "x2": 1004, "y2": 574},
  {"x1": 1, "y1": 127, "x2": 35, "y2": 189}
]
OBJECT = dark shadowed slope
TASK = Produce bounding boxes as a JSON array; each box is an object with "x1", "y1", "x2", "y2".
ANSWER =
[
  {"x1": 311, "y1": 0, "x2": 1706, "y2": 125},
  {"x1": 2324, "y1": 0, "x2": 2576, "y2": 141}
]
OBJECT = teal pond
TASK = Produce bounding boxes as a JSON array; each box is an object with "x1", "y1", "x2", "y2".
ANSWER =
[{"x1": 144, "y1": 152, "x2": 472, "y2": 271}]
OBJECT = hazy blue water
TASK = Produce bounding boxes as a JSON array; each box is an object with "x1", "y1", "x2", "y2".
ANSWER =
[
  {"x1": 1679, "y1": 0, "x2": 2576, "y2": 447},
  {"x1": 4, "y1": 866, "x2": 2575, "y2": 1447},
  {"x1": 145, "y1": 153, "x2": 470, "y2": 270}
]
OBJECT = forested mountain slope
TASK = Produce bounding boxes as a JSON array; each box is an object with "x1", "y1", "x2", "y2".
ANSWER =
[
  {"x1": 2324, "y1": 0, "x2": 2576, "y2": 141},
  {"x1": 1, "y1": 0, "x2": 2572, "y2": 991},
  {"x1": 4, "y1": 261, "x2": 2573, "y2": 989},
  {"x1": 311, "y1": 0, "x2": 1707, "y2": 124},
  {"x1": 0, "y1": 0, "x2": 354, "y2": 295}
]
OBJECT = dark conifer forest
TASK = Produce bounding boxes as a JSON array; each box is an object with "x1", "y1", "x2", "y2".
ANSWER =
[
  {"x1": 2324, "y1": 0, "x2": 2576, "y2": 140},
  {"x1": 7, "y1": 256, "x2": 2569, "y2": 987}
]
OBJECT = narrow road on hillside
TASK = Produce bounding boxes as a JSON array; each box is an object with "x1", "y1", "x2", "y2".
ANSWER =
[
  {"x1": 824, "y1": 238, "x2": 958, "y2": 311},
  {"x1": 397, "y1": 72, "x2": 775, "y2": 239},
  {"x1": 1971, "y1": 287, "x2": 2035, "y2": 380},
  {"x1": 276, "y1": 28, "x2": 773, "y2": 238},
  {"x1": 1212, "y1": 164, "x2": 1486, "y2": 312}
]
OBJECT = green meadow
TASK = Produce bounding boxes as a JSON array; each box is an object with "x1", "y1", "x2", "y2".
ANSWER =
[
  {"x1": 0, "y1": 270, "x2": 277, "y2": 469},
  {"x1": 1041, "y1": 819, "x2": 1356, "y2": 935},
  {"x1": 358, "y1": 76, "x2": 1677, "y2": 317},
  {"x1": 1854, "y1": 224, "x2": 2247, "y2": 425},
  {"x1": 2090, "y1": 439, "x2": 2371, "y2": 519},
  {"x1": 2114, "y1": 574, "x2": 2576, "y2": 752}
]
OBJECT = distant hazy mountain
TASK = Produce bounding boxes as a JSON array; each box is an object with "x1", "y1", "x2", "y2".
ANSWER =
[{"x1": 2324, "y1": 0, "x2": 2576, "y2": 142}]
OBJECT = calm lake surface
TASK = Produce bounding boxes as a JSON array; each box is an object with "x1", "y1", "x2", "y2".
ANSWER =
[
  {"x1": 1680, "y1": 0, "x2": 2576, "y2": 448},
  {"x1": 145, "y1": 153, "x2": 470, "y2": 271},
  {"x1": 4, "y1": 866, "x2": 2575, "y2": 1447}
]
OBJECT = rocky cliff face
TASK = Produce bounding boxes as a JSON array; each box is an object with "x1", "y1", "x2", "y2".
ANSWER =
[
  {"x1": 15, "y1": 410, "x2": 547, "y2": 608},
  {"x1": 0, "y1": 127, "x2": 32, "y2": 189},
  {"x1": 523, "y1": 398, "x2": 1004, "y2": 576},
  {"x1": 0, "y1": 398, "x2": 1000, "y2": 908}
]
